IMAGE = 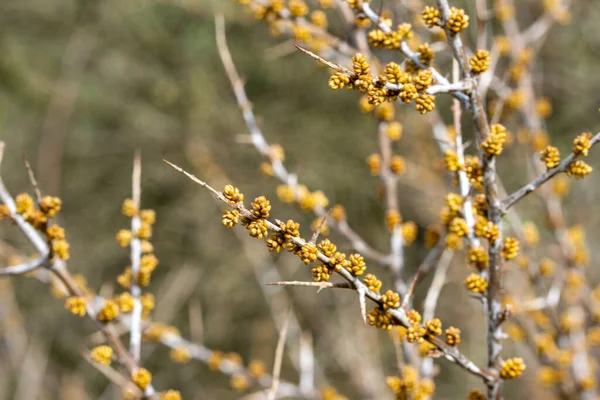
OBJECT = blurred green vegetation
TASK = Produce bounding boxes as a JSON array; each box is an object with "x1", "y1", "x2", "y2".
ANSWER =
[{"x1": 0, "y1": 0, "x2": 599, "y2": 399}]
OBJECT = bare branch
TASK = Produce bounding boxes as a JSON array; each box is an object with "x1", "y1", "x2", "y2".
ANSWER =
[
  {"x1": 129, "y1": 151, "x2": 143, "y2": 363},
  {"x1": 0, "y1": 255, "x2": 47, "y2": 277},
  {"x1": 165, "y1": 161, "x2": 495, "y2": 384}
]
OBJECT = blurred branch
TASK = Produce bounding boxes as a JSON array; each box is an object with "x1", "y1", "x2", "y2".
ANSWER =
[
  {"x1": 0, "y1": 255, "x2": 47, "y2": 277},
  {"x1": 129, "y1": 152, "x2": 143, "y2": 363},
  {"x1": 267, "y1": 308, "x2": 291, "y2": 400},
  {"x1": 37, "y1": 28, "x2": 95, "y2": 195}
]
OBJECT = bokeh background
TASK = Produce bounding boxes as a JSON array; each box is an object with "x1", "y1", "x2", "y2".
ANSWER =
[{"x1": 1, "y1": 0, "x2": 600, "y2": 399}]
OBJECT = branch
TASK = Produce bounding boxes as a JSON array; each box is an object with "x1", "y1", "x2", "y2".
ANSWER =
[
  {"x1": 501, "y1": 132, "x2": 600, "y2": 211},
  {"x1": 360, "y1": 3, "x2": 470, "y2": 105},
  {"x1": 0, "y1": 255, "x2": 47, "y2": 277},
  {"x1": 377, "y1": 121, "x2": 406, "y2": 295},
  {"x1": 129, "y1": 152, "x2": 143, "y2": 363},
  {"x1": 267, "y1": 308, "x2": 291, "y2": 400},
  {"x1": 164, "y1": 160, "x2": 496, "y2": 385},
  {"x1": 422, "y1": 250, "x2": 453, "y2": 322},
  {"x1": 0, "y1": 143, "x2": 49, "y2": 256}
]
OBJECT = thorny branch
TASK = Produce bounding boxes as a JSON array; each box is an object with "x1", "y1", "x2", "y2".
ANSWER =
[{"x1": 164, "y1": 159, "x2": 496, "y2": 384}]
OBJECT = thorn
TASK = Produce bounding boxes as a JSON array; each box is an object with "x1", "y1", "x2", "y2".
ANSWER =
[
  {"x1": 294, "y1": 44, "x2": 349, "y2": 73},
  {"x1": 23, "y1": 156, "x2": 42, "y2": 203},
  {"x1": 402, "y1": 268, "x2": 421, "y2": 310},
  {"x1": 358, "y1": 287, "x2": 368, "y2": 327},
  {"x1": 309, "y1": 209, "x2": 331, "y2": 246}
]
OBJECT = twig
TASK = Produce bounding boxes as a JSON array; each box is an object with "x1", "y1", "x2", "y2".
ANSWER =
[
  {"x1": 357, "y1": 286, "x2": 367, "y2": 327},
  {"x1": 158, "y1": 330, "x2": 308, "y2": 398},
  {"x1": 0, "y1": 255, "x2": 47, "y2": 277},
  {"x1": 309, "y1": 209, "x2": 330, "y2": 245},
  {"x1": 267, "y1": 308, "x2": 291, "y2": 400},
  {"x1": 422, "y1": 250, "x2": 453, "y2": 322},
  {"x1": 82, "y1": 350, "x2": 141, "y2": 395},
  {"x1": 420, "y1": 250, "x2": 453, "y2": 379},
  {"x1": 0, "y1": 143, "x2": 49, "y2": 256},
  {"x1": 23, "y1": 157, "x2": 42, "y2": 204},
  {"x1": 298, "y1": 332, "x2": 314, "y2": 395},
  {"x1": 129, "y1": 152, "x2": 143, "y2": 363}
]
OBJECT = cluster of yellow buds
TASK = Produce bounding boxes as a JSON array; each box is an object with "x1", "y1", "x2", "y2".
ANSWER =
[
  {"x1": 98, "y1": 300, "x2": 120, "y2": 323},
  {"x1": 381, "y1": 290, "x2": 401, "y2": 310},
  {"x1": 469, "y1": 246, "x2": 489, "y2": 270},
  {"x1": 464, "y1": 156, "x2": 484, "y2": 189},
  {"x1": 468, "y1": 389, "x2": 487, "y2": 400},
  {"x1": 425, "y1": 318, "x2": 442, "y2": 338},
  {"x1": 474, "y1": 216, "x2": 499, "y2": 242},
  {"x1": 386, "y1": 366, "x2": 435, "y2": 398},
  {"x1": 385, "y1": 209, "x2": 402, "y2": 231},
  {"x1": 470, "y1": 50, "x2": 491, "y2": 74},
  {"x1": 367, "y1": 307, "x2": 394, "y2": 330},
  {"x1": 465, "y1": 273, "x2": 488, "y2": 294},
  {"x1": 367, "y1": 24, "x2": 414, "y2": 51},
  {"x1": 449, "y1": 217, "x2": 468, "y2": 237},
  {"x1": 446, "y1": 7, "x2": 470, "y2": 33},
  {"x1": 160, "y1": 390, "x2": 182, "y2": 400},
  {"x1": 401, "y1": 221, "x2": 418, "y2": 244},
  {"x1": 363, "y1": 273, "x2": 382, "y2": 293},
  {"x1": 143, "y1": 322, "x2": 180, "y2": 342},
  {"x1": 346, "y1": 253, "x2": 367, "y2": 276},
  {"x1": 444, "y1": 149, "x2": 461, "y2": 172},
  {"x1": 481, "y1": 124, "x2": 508, "y2": 157},
  {"x1": 65, "y1": 296, "x2": 87, "y2": 317},
  {"x1": 13, "y1": 193, "x2": 70, "y2": 259},
  {"x1": 132, "y1": 368, "x2": 153, "y2": 390},
  {"x1": 540, "y1": 145, "x2": 561, "y2": 169},
  {"x1": 501, "y1": 237, "x2": 520, "y2": 260},
  {"x1": 445, "y1": 326, "x2": 461, "y2": 345},
  {"x1": 329, "y1": 54, "x2": 437, "y2": 114},
  {"x1": 170, "y1": 347, "x2": 191, "y2": 364},
  {"x1": 90, "y1": 345, "x2": 113, "y2": 365},
  {"x1": 563, "y1": 132, "x2": 595, "y2": 179},
  {"x1": 421, "y1": 6, "x2": 441, "y2": 27},
  {"x1": 567, "y1": 160, "x2": 593, "y2": 179}
]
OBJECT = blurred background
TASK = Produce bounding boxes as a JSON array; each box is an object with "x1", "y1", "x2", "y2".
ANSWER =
[{"x1": 1, "y1": 0, "x2": 600, "y2": 399}]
